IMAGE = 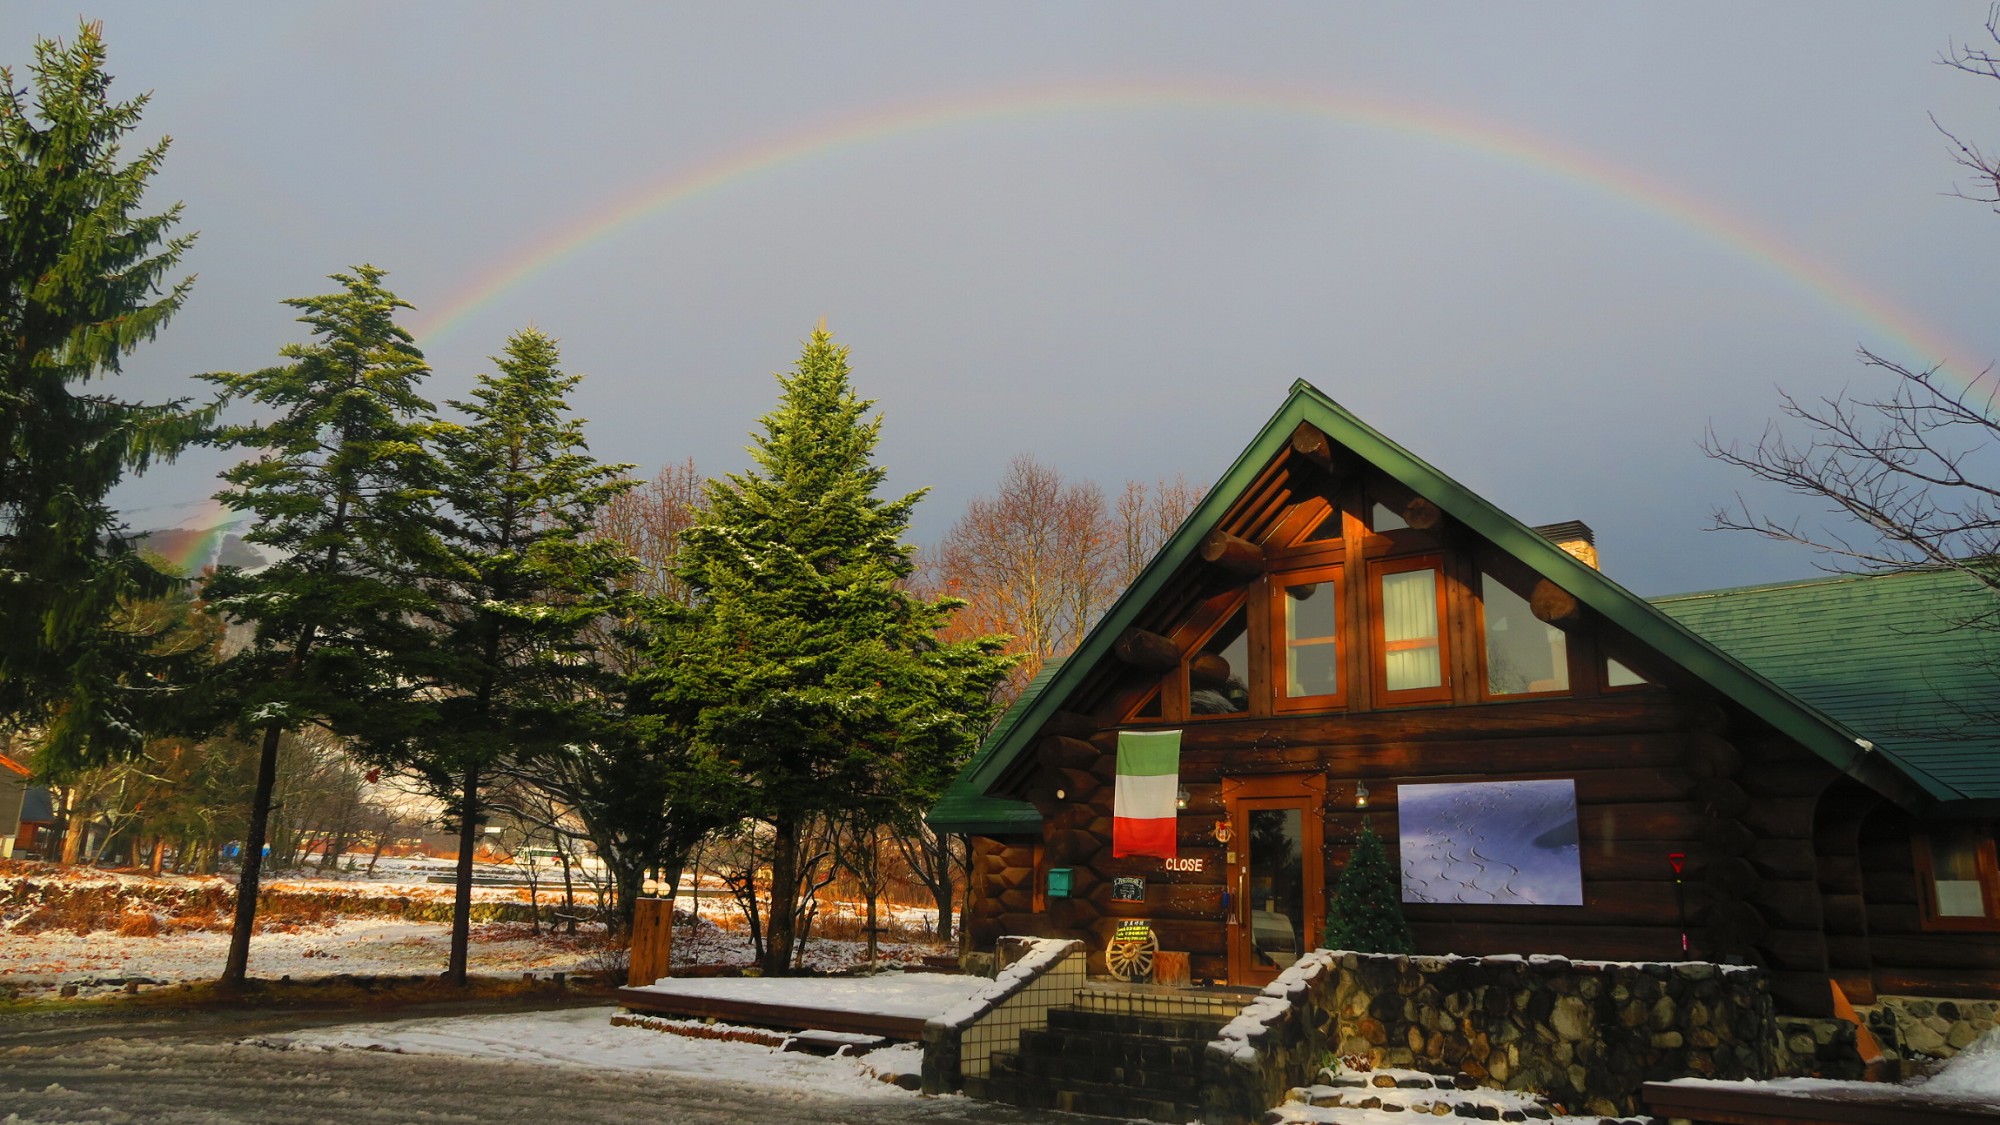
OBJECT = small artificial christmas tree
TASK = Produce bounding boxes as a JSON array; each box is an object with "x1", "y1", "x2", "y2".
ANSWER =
[{"x1": 1323, "y1": 820, "x2": 1415, "y2": 954}]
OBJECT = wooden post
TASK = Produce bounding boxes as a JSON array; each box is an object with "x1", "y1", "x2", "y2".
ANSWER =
[{"x1": 627, "y1": 896, "x2": 674, "y2": 987}]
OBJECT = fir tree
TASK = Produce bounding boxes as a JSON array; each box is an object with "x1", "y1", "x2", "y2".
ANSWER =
[
  {"x1": 0, "y1": 23, "x2": 215, "y2": 766},
  {"x1": 649, "y1": 326, "x2": 1010, "y2": 974},
  {"x1": 201, "y1": 266, "x2": 444, "y2": 986},
  {"x1": 1324, "y1": 820, "x2": 1415, "y2": 955},
  {"x1": 419, "y1": 327, "x2": 638, "y2": 983}
]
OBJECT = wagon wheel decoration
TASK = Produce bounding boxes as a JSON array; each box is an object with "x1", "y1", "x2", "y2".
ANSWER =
[{"x1": 1106, "y1": 927, "x2": 1159, "y2": 982}]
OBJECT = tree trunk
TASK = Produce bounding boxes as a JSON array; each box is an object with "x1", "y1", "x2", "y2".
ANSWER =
[
  {"x1": 60, "y1": 811, "x2": 87, "y2": 866},
  {"x1": 762, "y1": 813, "x2": 801, "y2": 975},
  {"x1": 149, "y1": 836, "x2": 166, "y2": 874},
  {"x1": 223, "y1": 723, "x2": 285, "y2": 986},
  {"x1": 447, "y1": 764, "x2": 479, "y2": 986},
  {"x1": 865, "y1": 890, "x2": 880, "y2": 974}
]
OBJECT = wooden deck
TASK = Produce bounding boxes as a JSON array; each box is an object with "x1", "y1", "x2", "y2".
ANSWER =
[
  {"x1": 613, "y1": 985, "x2": 931, "y2": 1040},
  {"x1": 1642, "y1": 1080, "x2": 2000, "y2": 1124}
]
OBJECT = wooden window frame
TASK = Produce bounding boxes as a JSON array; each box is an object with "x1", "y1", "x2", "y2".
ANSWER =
[
  {"x1": 1474, "y1": 566, "x2": 1573, "y2": 703},
  {"x1": 1182, "y1": 592, "x2": 1254, "y2": 721},
  {"x1": 1369, "y1": 553, "x2": 1452, "y2": 708},
  {"x1": 1271, "y1": 563, "x2": 1346, "y2": 712},
  {"x1": 1914, "y1": 828, "x2": 2000, "y2": 932}
]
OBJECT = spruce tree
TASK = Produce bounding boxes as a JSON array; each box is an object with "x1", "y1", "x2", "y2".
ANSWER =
[
  {"x1": 419, "y1": 327, "x2": 637, "y2": 983},
  {"x1": 650, "y1": 326, "x2": 1009, "y2": 974},
  {"x1": 0, "y1": 23, "x2": 214, "y2": 766},
  {"x1": 201, "y1": 266, "x2": 444, "y2": 986},
  {"x1": 1324, "y1": 820, "x2": 1416, "y2": 955}
]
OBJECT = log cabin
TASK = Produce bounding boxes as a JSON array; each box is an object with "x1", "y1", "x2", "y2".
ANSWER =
[{"x1": 928, "y1": 380, "x2": 2000, "y2": 1017}]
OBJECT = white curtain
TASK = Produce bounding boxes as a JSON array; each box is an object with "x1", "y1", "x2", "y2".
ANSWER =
[{"x1": 1382, "y1": 568, "x2": 1441, "y2": 690}]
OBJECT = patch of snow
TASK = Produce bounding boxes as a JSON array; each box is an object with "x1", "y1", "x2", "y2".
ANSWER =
[
  {"x1": 1923, "y1": 1027, "x2": 2000, "y2": 1098},
  {"x1": 629, "y1": 971, "x2": 986, "y2": 1020},
  {"x1": 274, "y1": 1006, "x2": 914, "y2": 1097}
]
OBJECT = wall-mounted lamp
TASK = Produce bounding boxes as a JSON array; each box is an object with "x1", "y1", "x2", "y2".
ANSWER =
[
  {"x1": 1054, "y1": 788, "x2": 1066, "y2": 801},
  {"x1": 1176, "y1": 785, "x2": 1190, "y2": 810},
  {"x1": 1354, "y1": 782, "x2": 1370, "y2": 809}
]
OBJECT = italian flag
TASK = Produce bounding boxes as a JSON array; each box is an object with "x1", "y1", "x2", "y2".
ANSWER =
[{"x1": 1113, "y1": 729, "x2": 1181, "y2": 859}]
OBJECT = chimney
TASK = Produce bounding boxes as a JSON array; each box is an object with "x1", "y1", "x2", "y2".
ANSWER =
[{"x1": 1532, "y1": 520, "x2": 1598, "y2": 569}]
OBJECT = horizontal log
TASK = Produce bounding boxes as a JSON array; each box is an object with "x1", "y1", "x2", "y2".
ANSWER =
[
  {"x1": 1046, "y1": 829, "x2": 1101, "y2": 867},
  {"x1": 1704, "y1": 856, "x2": 1764, "y2": 899},
  {"x1": 1040, "y1": 710, "x2": 1100, "y2": 740},
  {"x1": 1826, "y1": 935, "x2": 1873, "y2": 969},
  {"x1": 1404, "y1": 496, "x2": 1442, "y2": 531},
  {"x1": 1706, "y1": 900, "x2": 1770, "y2": 950},
  {"x1": 1406, "y1": 921, "x2": 1689, "y2": 962},
  {"x1": 1699, "y1": 818, "x2": 1757, "y2": 857},
  {"x1": 995, "y1": 887, "x2": 1032, "y2": 914},
  {"x1": 1290, "y1": 421, "x2": 1336, "y2": 469},
  {"x1": 1400, "y1": 880, "x2": 1716, "y2": 928},
  {"x1": 1168, "y1": 695, "x2": 1691, "y2": 750},
  {"x1": 1529, "y1": 579, "x2": 1579, "y2": 626},
  {"x1": 1748, "y1": 880, "x2": 1827, "y2": 931},
  {"x1": 1310, "y1": 766, "x2": 1697, "y2": 812},
  {"x1": 1181, "y1": 731, "x2": 1698, "y2": 780},
  {"x1": 1745, "y1": 838, "x2": 1819, "y2": 881},
  {"x1": 1869, "y1": 934, "x2": 2000, "y2": 971},
  {"x1": 1740, "y1": 797, "x2": 1820, "y2": 838},
  {"x1": 1188, "y1": 650, "x2": 1236, "y2": 688},
  {"x1": 994, "y1": 912, "x2": 1060, "y2": 939},
  {"x1": 1753, "y1": 928, "x2": 1829, "y2": 973},
  {"x1": 1039, "y1": 735, "x2": 1101, "y2": 771},
  {"x1": 1685, "y1": 734, "x2": 1741, "y2": 780},
  {"x1": 1052, "y1": 768, "x2": 1099, "y2": 802},
  {"x1": 1738, "y1": 762, "x2": 1837, "y2": 799},
  {"x1": 1865, "y1": 903, "x2": 1924, "y2": 936},
  {"x1": 1873, "y1": 967, "x2": 2000, "y2": 1000},
  {"x1": 1695, "y1": 778, "x2": 1752, "y2": 820},
  {"x1": 1113, "y1": 627, "x2": 1181, "y2": 671},
  {"x1": 1200, "y1": 529, "x2": 1265, "y2": 576}
]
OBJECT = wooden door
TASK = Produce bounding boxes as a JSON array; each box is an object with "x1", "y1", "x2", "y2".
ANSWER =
[{"x1": 1223, "y1": 773, "x2": 1327, "y2": 986}]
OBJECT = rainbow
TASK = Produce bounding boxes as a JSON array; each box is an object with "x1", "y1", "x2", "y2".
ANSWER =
[
  {"x1": 410, "y1": 79, "x2": 1989, "y2": 393},
  {"x1": 139, "y1": 499, "x2": 248, "y2": 578}
]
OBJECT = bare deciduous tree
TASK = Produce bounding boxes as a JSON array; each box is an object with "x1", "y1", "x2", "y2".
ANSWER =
[{"x1": 1706, "y1": 16, "x2": 2000, "y2": 590}]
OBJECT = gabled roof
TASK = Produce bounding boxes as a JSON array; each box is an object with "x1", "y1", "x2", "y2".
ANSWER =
[
  {"x1": 1655, "y1": 568, "x2": 2000, "y2": 805},
  {"x1": 925, "y1": 660, "x2": 1062, "y2": 834},
  {"x1": 930, "y1": 380, "x2": 1942, "y2": 832}
]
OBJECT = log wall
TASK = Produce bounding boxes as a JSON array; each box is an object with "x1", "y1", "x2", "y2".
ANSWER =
[{"x1": 966, "y1": 696, "x2": 1856, "y2": 1001}]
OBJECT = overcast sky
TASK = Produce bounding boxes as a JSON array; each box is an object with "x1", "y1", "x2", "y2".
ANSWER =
[{"x1": 15, "y1": 2, "x2": 2000, "y2": 594}]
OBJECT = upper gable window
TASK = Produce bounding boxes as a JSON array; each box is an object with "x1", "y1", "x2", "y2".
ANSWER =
[
  {"x1": 1188, "y1": 602, "x2": 1250, "y2": 716},
  {"x1": 1372, "y1": 555, "x2": 1450, "y2": 705},
  {"x1": 1605, "y1": 658, "x2": 1649, "y2": 688},
  {"x1": 1369, "y1": 502, "x2": 1409, "y2": 533},
  {"x1": 1275, "y1": 566, "x2": 1343, "y2": 709},
  {"x1": 1481, "y1": 571, "x2": 1570, "y2": 697}
]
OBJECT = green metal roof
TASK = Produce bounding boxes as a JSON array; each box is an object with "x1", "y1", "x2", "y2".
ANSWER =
[
  {"x1": 928, "y1": 380, "x2": 1944, "y2": 833},
  {"x1": 923, "y1": 660, "x2": 1063, "y2": 834},
  {"x1": 1654, "y1": 568, "x2": 2000, "y2": 804}
]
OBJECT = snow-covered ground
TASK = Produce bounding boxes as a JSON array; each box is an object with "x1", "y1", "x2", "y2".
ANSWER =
[
  {"x1": 276, "y1": 1006, "x2": 924, "y2": 1094},
  {"x1": 628, "y1": 971, "x2": 989, "y2": 1019},
  {"x1": 2, "y1": 858, "x2": 954, "y2": 999},
  {"x1": 0, "y1": 918, "x2": 607, "y2": 996}
]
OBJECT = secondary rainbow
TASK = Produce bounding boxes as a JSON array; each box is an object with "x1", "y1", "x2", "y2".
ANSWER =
[{"x1": 411, "y1": 79, "x2": 1988, "y2": 394}]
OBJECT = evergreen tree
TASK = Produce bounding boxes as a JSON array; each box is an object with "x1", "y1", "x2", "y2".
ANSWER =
[
  {"x1": 650, "y1": 326, "x2": 1010, "y2": 974},
  {"x1": 418, "y1": 327, "x2": 638, "y2": 983},
  {"x1": 0, "y1": 23, "x2": 214, "y2": 766},
  {"x1": 1324, "y1": 820, "x2": 1415, "y2": 954},
  {"x1": 201, "y1": 266, "x2": 444, "y2": 986}
]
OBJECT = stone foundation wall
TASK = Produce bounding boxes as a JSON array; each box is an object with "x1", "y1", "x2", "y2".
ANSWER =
[
  {"x1": 1204, "y1": 951, "x2": 1779, "y2": 1122},
  {"x1": 1862, "y1": 996, "x2": 2000, "y2": 1061}
]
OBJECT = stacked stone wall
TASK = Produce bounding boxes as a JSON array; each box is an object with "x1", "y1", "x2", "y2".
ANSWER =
[
  {"x1": 1204, "y1": 951, "x2": 1779, "y2": 1122},
  {"x1": 1862, "y1": 996, "x2": 2000, "y2": 1061}
]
